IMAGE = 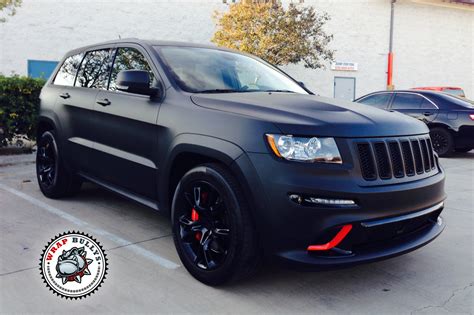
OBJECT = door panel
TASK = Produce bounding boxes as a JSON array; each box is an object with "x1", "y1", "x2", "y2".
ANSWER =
[
  {"x1": 56, "y1": 86, "x2": 99, "y2": 173},
  {"x1": 51, "y1": 51, "x2": 97, "y2": 173},
  {"x1": 89, "y1": 46, "x2": 161, "y2": 199},
  {"x1": 391, "y1": 93, "x2": 437, "y2": 123},
  {"x1": 92, "y1": 91, "x2": 160, "y2": 199},
  {"x1": 420, "y1": 99, "x2": 438, "y2": 122}
]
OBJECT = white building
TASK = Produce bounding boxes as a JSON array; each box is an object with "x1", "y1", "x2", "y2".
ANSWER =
[{"x1": 0, "y1": 0, "x2": 473, "y2": 99}]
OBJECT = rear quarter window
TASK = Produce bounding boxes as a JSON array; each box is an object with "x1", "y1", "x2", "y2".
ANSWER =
[{"x1": 53, "y1": 53, "x2": 84, "y2": 86}]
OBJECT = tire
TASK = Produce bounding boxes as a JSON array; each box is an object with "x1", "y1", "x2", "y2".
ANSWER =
[
  {"x1": 455, "y1": 147, "x2": 472, "y2": 153},
  {"x1": 36, "y1": 131, "x2": 82, "y2": 198},
  {"x1": 430, "y1": 127, "x2": 454, "y2": 157},
  {"x1": 171, "y1": 163, "x2": 260, "y2": 286}
]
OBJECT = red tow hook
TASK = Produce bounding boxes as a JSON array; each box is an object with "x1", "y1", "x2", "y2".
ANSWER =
[
  {"x1": 307, "y1": 224, "x2": 353, "y2": 251},
  {"x1": 191, "y1": 208, "x2": 201, "y2": 241}
]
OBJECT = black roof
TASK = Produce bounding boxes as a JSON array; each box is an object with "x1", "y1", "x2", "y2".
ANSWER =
[{"x1": 65, "y1": 38, "x2": 222, "y2": 57}]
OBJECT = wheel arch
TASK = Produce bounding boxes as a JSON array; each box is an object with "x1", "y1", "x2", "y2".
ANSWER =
[
  {"x1": 427, "y1": 122, "x2": 458, "y2": 134},
  {"x1": 37, "y1": 116, "x2": 57, "y2": 139},
  {"x1": 160, "y1": 134, "x2": 245, "y2": 214}
]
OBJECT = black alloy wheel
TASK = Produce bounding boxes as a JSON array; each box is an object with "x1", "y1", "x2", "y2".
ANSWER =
[
  {"x1": 36, "y1": 131, "x2": 82, "y2": 198},
  {"x1": 36, "y1": 132, "x2": 58, "y2": 190},
  {"x1": 172, "y1": 164, "x2": 260, "y2": 286},
  {"x1": 430, "y1": 127, "x2": 454, "y2": 157},
  {"x1": 177, "y1": 181, "x2": 231, "y2": 270}
]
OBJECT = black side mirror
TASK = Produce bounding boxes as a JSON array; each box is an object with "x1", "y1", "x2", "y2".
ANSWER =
[{"x1": 116, "y1": 70, "x2": 158, "y2": 97}]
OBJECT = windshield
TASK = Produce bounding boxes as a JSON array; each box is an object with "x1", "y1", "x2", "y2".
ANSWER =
[{"x1": 155, "y1": 46, "x2": 308, "y2": 94}]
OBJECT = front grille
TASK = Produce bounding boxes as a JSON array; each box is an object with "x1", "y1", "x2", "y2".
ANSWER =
[
  {"x1": 373, "y1": 142, "x2": 391, "y2": 179},
  {"x1": 357, "y1": 143, "x2": 377, "y2": 180},
  {"x1": 419, "y1": 139, "x2": 431, "y2": 172},
  {"x1": 426, "y1": 138, "x2": 435, "y2": 169},
  {"x1": 357, "y1": 136, "x2": 437, "y2": 181},
  {"x1": 411, "y1": 140, "x2": 424, "y2": 174},
  {"x1": 401, "y1": 141, "x2": 415, "y2": 176},
  {"x1": 388, "y1": 141, "x2": 404, "y2": 178}
]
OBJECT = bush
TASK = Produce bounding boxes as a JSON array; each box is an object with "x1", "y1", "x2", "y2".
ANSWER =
[{"x1": 0, "y1": 75, "x2": 46, "y2": 146}]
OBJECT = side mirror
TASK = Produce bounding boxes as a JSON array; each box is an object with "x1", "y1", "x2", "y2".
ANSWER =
[{"x1": 116, "y1": 70, "x2": 158, "y2": 96}]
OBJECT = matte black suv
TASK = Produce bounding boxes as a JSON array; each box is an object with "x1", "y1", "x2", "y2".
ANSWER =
[
  {"x1": 356, "y1": 90, "x2": 474, "y2": 156},
  {"x1": 37, "y1": 39, "x2": 446, "y2": 285}
]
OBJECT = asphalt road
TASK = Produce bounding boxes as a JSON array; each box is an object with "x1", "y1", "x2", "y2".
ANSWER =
[{"x1": 0, "y1": 152, "x2": 472, "y2": 314}]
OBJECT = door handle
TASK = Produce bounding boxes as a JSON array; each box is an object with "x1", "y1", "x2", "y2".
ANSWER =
[
  {"x1": 59, "y1": 92, "x2": 70, "y2": 99},
  {"x1": 423, "y1": 112, "x2": 433, "y2": 116},
  {"x1": 96, "y1": 98, "x2": 111, "y2": 106}
]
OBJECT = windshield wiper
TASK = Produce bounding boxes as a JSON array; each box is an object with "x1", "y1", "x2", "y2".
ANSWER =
[
  {"x1": 262, "y1": 89, "x2": 296, "y2": 93},
  {"x1": 194, "y1": 89, "x2": 248, "y2": 94}
]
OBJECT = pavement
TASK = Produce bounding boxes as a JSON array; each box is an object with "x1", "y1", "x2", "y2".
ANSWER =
[{"x1": 0, "y1": 152, "x2": 472, "y2": 314}]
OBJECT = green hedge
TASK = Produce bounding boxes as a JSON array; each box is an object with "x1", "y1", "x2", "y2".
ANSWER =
[{"x1": 0, "y1": 75, "x2": 46, "y2": 145}]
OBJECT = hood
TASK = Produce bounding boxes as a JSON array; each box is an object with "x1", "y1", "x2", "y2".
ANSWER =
[{"x1": 191, "y1": 92, "x2": 428, "y2": 137}]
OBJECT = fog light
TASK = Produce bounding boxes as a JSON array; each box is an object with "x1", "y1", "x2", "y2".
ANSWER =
[
  {"x1": 289, "y1": 194, "x2": 357, "y2": 207},
  {"x1": 305, "y1": 197, "x2": 355, "y2": 205},
  {"x1": 289, "y1": 194, "x2": 304, "y2": 204}
]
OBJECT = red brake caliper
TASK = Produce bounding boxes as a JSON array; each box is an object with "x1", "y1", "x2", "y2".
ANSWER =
[{"x1": 191, "y1": 208, "x2": 201, "y2": 241}]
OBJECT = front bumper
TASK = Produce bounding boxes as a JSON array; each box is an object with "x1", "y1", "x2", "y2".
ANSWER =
[
  {"x1": 231, "y1": 149, "x2": 446, "y2": 269},
  {"x1": 278, "y1": 203, "x2": 445, "y2": 269}
]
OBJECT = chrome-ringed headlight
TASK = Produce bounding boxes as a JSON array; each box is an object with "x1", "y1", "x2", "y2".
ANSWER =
[{"x1": 266, "y1": 134, "x2": 342, "y2": 164}]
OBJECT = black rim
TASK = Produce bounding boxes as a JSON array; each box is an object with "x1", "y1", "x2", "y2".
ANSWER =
[
  {"x1": 177, "y1": 181, "x2": 231, "y2": 270},
  {"x1": 37, "y1": 138, "x2": 56, "y2": 188},
  {"x1": 431, "y1": 132, "x2": 448, "y2": 154}
]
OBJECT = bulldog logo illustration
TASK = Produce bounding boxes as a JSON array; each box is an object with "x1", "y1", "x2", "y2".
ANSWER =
[
  {"x1": 40, "y1": 231, "x2": 107, "y2": 299},
  {"x1": 56, "y1": 247, "x2": 93, "y2": 284}
]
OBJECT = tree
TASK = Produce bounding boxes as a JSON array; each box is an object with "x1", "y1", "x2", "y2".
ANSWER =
[
  {"x1": 0, "y1": 0, "x2": 21, "y2": 22},
  {"x1": 212, "y1": 1, "x2": 334, "y2": 69}
]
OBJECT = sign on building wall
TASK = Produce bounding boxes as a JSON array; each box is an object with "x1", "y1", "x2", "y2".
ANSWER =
[
  {"x1": 27, "y1": 60, "x2": 58, "y2": 79},
  {"x1": 331, "y1": 61, "x2": 358, "y2": 71}
]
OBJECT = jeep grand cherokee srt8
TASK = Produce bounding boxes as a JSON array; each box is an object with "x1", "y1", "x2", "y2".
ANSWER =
[{"x1": 37, "y1": 39, "x2": 446, "y2": 285}]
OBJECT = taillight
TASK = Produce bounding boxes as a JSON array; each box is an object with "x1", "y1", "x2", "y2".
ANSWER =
[{"x1": 470, "y1": 114, "x2": 474, "y2": 121}]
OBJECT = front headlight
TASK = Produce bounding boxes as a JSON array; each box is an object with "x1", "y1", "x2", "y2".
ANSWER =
[{"x1": 266, "y1": 134, "x2": 342, "y2": 164}]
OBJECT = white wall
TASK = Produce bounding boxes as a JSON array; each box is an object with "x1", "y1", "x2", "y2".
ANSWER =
[{"x1": 0, "y1": 0, "x2": 472, "y2": 98}]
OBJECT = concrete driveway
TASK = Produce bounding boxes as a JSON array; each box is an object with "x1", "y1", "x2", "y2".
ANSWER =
[{"x1": 0, "y1": 153, "x2": 472, "y2": 314}]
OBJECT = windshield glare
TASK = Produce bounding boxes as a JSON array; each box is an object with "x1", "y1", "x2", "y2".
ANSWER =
[{"x1": 156, "y1": 46, "x2": 308, "y2": 94}]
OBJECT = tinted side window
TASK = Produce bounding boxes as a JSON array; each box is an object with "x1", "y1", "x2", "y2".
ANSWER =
[
  {"x1": 421, "y1": 99, "x2": 437, "y2": 109},
  {"x1": 359, "y1": 93, "x2": 392, "y2": 109},
  {"x1": 75, "y1": 49, "x2": 114, "y2": 89},
  {"x1": 109, "y1": 47, "x2": 155, "y2": 91},
  {"x1": 391, "y1": 94, "x2": 424, "y2": 110},
  {"x1": 53, "y1": 53, "x2": 84, "y2": 86}
]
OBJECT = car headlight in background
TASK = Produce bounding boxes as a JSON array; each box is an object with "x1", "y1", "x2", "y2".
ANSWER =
[{"x1": 266, "y1": 134, "x2": 342, "y2": 164}]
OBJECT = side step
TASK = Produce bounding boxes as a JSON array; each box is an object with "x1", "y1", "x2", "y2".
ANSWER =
[{"x1": 78, "y1": 172, "x2": 160, "y2": 211}]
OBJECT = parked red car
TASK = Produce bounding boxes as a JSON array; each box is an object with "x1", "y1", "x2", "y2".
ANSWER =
[{"x1": 412, "y1": 87, "x2": 465, "y2": 98}]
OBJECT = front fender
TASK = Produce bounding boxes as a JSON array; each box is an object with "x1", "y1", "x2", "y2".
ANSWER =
[{"x1": 159, "y1": 133, "x2": 245, "y2": 211}]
